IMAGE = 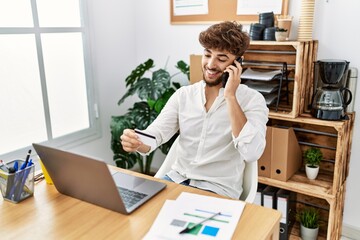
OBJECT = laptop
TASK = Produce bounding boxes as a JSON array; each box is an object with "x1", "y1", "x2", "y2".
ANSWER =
[{"x1": 32, "y1": 143, "x2": 166, "y2": 214}]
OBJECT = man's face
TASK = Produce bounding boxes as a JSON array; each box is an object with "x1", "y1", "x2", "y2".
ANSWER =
[{"x1": 201, "y1": 49, "x2": 236, "y2": 87}]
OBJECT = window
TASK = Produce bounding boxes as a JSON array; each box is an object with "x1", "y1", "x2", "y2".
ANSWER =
[{"x1": 0, "y1": 0, "x2": 99, "y2": 157}]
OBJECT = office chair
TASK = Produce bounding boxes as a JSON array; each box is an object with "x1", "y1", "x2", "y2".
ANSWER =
[{"x1": 154, "y1": 137, "x2": 258, "y2": 203}]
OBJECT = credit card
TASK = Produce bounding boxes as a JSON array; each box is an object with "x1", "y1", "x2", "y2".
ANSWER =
[{"x1": 134, "y1": 129, "x2": 157, "y2": 150}]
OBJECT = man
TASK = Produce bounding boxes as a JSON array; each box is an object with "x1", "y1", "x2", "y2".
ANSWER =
[{"x1": 120, "y1": 21, "x2": 268, "y2": 199}]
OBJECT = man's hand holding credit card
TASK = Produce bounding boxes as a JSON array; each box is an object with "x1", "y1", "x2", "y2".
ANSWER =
[{"x1": 134, "y1": 129, "x2": 157, "y2": 151}]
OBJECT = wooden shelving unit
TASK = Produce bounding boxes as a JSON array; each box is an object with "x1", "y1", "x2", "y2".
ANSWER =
[
  {"x1": 189, "y1": 41, "x2": 353, "y2": 240},
  {"x1": 244, "y1": 41, "x2": 318, "y2": 118},
  {"x1": 259, "y1": 114, "x2": 354, "y2": 240}
]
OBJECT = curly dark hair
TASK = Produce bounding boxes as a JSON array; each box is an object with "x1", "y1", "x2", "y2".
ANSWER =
[{"x1": 199, "y1": 21, "x2": 250, "y2": 57}]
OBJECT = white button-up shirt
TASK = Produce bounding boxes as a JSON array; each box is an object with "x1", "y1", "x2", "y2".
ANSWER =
[{"x1": 145, "y1": 80, "x2": 268, "y2": 199}]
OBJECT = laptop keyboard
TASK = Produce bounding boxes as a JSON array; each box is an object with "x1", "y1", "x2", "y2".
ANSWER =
[{"x1": 118, "y1": 187, "x2": 148, "y2": 209}]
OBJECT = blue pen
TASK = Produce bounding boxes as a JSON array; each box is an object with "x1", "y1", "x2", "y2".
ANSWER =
[
  {"x1": 19, "y1": 161, "x2": 27, "y2": 171},
  {"x1": 14, "y1": 161, "x2": 19, "y2": 172}
]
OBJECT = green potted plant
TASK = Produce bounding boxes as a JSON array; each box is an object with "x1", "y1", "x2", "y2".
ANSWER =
[
  {"x1": 304, "y1": 147, "x2": 323, "y2": 180},
  {"x1": 275, "y1": 27, "x2": 288, "y2": 41},
  {"x1": 296, "y1": 207, "x2": 320, "y2": 240},
  {"x1": 110, "y1": 58, "x2": 189, "y2": 175}
]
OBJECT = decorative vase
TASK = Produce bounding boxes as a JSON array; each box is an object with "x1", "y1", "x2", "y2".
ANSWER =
[
  {"x1": 300, "y1": 224, "x2": 319, "y2": 240},
  {"x1": 305, "y1": 164, "x2": 319, "y2": 180},
  {"x1": 275, "y1": 31, "x2": 287, "y2": 41}
]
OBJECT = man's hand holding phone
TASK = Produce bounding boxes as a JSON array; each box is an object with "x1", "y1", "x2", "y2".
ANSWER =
[{"x1": 221, "y1": 57, "x2": 243, "y2": 90}]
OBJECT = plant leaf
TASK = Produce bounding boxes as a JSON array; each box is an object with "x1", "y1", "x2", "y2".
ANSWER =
[
  {"x1": 153, "y1": 88, "x2": 175, "y2": 113},
  {"x1": 176, "y1": 60, "x2": 190, "y2": 79},
  {"x1": 125, "y1": 69, "x2": 170, "y2": 102},
  {"x1": 113, "y1": 152, "x2": 139, "y2": 169},
  {"x1": 117, "y1": 82, "x2": 139, "y2": 105},
  {"x1": 129, "y1": 102, "x2": 158, "y2": 129},
  {"x1": 110, "y1": 115, "x2": 134, "y2": 154},
  {"x1": 125, "y1": 59, "x2": 154, "y2": 87}
]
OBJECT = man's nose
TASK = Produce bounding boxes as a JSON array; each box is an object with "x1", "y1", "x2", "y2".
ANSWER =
[{"x1": 207, "y1": 58, "x2": 217, "y2": 69}]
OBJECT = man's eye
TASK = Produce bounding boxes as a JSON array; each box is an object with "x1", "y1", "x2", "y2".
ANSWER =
[{"x1": 218, "y1": 59, "x2": 227, "y2": 63}]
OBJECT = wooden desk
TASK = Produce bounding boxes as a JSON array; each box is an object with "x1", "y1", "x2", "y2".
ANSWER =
[{"x1": 0, "y1": 168, "x2": 281, "y2": 239}]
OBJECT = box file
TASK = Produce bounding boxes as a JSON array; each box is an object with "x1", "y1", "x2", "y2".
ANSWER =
[
  {"x1": 254, "y1": 183, "x2": 267, "y2": 206},
  {"x1": 262, "y1": 186, "x2": 278, "y2": 209},
  {"x1": 258, "y1": 126, "x2": 302, "y2": 181},
  {"x1": 276, "y1": 189, "x2": 292, "y2": 240},
  {"x1": 258, "y1": 127, "x2": 272, "y2": 178}
]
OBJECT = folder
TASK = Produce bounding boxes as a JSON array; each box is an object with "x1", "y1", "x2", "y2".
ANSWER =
[
  {"x1": 270, "y1": 127, "x2": 302, "y2": 181},
  {"x1": 258, "y1": 127, "x2": 272, "y2": 178},
  {"x1": 262, "y1": 186, "x2": 278, "y2": 209},
  {"x1": 276, "y1": 189, "x2": 293, "y2": 240},
  {"x1": 254, "y1": 183, "x2": 267, "y2": 206}
]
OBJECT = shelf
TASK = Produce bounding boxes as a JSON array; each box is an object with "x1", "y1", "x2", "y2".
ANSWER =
[
  {"x1": 245, "y1": 40, "x2": 318, "y2": 118},
  {"x1": 259, "y1": 171, "x2": 335, "y2": 202},
  {"x1": 266, "y1": 115, "x2": 353, "y2": 196},
  {"x1": 259, "y1": 114, "x2": 354, "y2": 240}
]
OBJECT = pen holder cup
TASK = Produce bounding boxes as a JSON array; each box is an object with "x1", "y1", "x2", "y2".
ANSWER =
[{"x1": 0, "y1": 160, "x2": 35, "y2": 203}]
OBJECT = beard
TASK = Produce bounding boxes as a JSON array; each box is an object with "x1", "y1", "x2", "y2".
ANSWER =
[{"x1": 203, "y1": 72, "x2": 223, "y2": 87}]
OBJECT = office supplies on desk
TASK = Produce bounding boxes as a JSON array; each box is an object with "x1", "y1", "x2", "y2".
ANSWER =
[
  {"x1": 33, "y1": 143, "x2": 166, "y2": 214},
  {"x1": 39, "y1": 159, "x2": 53, "y2": 184},
  {"x1": 0, "y1": 159, "x2": 16, "y2": 173},
  {"x1": 23, "y1": 149, "x2": 31, "y2": 169},
  {"x1": 0, "y1": 159, "x2": 35, "y2": 203},
  {"x1": 144, "y1": 192, "x2": 245, "y2": 240}
]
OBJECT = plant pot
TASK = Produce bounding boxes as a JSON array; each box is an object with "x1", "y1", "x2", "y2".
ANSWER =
[
  {"x1": 305, "y1": 164, "x2": 319, "y2": 180},
  {"x1": 300, "y1": 224, "x2": 319, "y2": 240},
  {"x1": 275, "y1": 31, "x2": 287, "y2": 41},
  {"x1": 276, "y1": 15, "x2": 293, "y2": 38}
]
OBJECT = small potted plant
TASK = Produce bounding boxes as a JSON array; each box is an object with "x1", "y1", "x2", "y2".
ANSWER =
[
  {"x1": 304, "y1": 147, "x2": 323, "y2": 180},
  {"x1": 296, "y1": 207, "x2": 320, "y2": 240},
  {"x1": 275, "y1": 27, "x2": 288, "y2": 41}
]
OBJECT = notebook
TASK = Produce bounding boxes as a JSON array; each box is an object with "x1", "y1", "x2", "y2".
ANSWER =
[{"x1": 32, "y1": 143, "x2": 166, "y2": 214}]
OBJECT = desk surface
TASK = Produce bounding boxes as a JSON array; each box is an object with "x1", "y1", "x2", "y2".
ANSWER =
[{"x1": 0, "y1": 167, "x2": 281, "y2": 240}]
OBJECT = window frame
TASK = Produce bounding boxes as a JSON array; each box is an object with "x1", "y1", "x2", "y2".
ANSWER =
[{"x1": 0, "y1": 0, "x2": 100, "y2": 160}]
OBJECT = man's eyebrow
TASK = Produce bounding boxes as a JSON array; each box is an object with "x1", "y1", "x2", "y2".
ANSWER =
[
  {"x1": 217, "y1": 54, "x2": 229, "y2": 58},
  {"x1": 204, "y1": 49, "x2": 230, "y2": 59}
]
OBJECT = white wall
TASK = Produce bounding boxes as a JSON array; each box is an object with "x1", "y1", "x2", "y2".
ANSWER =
[
  {"x1": 312, "y1": 0, "x2": 360, "y2": 231},
  {"x1": 70, "y1": 0, "x2": 137, "y2": 161},
  {"x1": 75, "y1": 0, "x2": 360, "y2": 231}
]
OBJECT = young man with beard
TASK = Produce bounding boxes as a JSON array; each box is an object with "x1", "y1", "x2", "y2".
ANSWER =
[{"x1": 120, "y1": 21, "x2": 268, "y2": 199}]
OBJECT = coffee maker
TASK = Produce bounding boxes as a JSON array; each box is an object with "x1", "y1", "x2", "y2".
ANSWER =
[{"x1": 311, "y1": 59, "x2": 352, "y2": 120}]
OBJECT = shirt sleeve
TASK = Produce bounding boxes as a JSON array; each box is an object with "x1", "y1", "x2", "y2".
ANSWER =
[
  {"x1": 137, "y1": 88, "x2": 181, "y2": 156},
  {"x1": 233, "y1": 90, "x2": 269, "y2": 162}
]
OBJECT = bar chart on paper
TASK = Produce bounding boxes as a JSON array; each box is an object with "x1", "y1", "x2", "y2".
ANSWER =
[
  {"x1": 173, "y1": 208, "x2": 232, "y2": 237},
  {"x1": 144, "y1": 192, "x2": 245, "y2": 240}
]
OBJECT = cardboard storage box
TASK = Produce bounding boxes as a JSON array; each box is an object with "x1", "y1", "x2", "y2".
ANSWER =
[{"x1": 258, "y1": 126, "x2": 302, "y2": 181}]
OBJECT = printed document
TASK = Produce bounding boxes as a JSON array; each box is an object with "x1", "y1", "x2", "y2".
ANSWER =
[{"x1": 143, "y1": 192, "x2": 245, "y2": 240}]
